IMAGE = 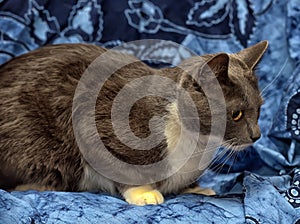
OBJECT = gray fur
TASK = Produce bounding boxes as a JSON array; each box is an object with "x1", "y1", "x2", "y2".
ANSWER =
[{"x1": 0, "y1": 41, "x2": 268, "y2": 199}]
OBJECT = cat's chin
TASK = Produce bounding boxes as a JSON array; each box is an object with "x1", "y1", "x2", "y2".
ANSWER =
[{"x1": 232, "y1": 143, "x2": 253, "y2": 151}]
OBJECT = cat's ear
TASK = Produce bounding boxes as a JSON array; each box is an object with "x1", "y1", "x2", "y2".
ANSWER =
[
  {"x1": 205, "y1": 53, "x2": 230, "y2": 84},
  {"x1": 206, "y1": 53, "x2": 229, "y2": 72},
  {"x1": 190, "y1": 53, "x2": 229, "y2": 91},
  {"x1": 237, "y1": 41, "x2": 268, "y2": 69}
]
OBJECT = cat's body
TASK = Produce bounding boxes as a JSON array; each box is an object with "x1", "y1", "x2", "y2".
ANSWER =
[{"x1": 0, "y1": 41, "x2": 268, "y2": 205}]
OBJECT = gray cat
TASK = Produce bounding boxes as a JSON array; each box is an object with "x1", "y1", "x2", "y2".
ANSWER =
[{"x1": 0, "y1": 41, "x2": 268, "y2": 205}]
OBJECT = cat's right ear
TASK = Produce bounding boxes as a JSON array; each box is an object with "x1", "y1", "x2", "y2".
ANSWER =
[{"x1": 237, "y1": 40, "x2": 268, "y2": 69}]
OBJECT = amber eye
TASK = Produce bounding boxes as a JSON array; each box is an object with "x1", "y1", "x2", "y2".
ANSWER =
[{"x1": 232, "y1": 110, "x2": 243, "y2": 121}]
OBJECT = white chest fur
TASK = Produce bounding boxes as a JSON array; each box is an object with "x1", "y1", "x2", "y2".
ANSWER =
[{"x1": 160, "y1": 102, "x2": 218, "y2": 194}]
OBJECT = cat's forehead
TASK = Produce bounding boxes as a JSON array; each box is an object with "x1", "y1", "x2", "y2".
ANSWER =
[
  {"x1": 226, "y1": 55, "x2": 263, "y2": 107},
  {"x1": 228, "y1": 77, "x2": 263, "y2": 109}
]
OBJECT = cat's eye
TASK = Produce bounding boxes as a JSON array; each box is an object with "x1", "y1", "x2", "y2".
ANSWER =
[{"x1": 232, "y1": 110, "x2": 243, "y2": 121}]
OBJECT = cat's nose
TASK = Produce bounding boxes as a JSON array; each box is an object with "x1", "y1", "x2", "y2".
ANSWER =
[
  {"x1": 251, "y1": 125, "x2": 261, "y2": 142},
  {"x1": 251, "y1": 135, "x2": 261, "y2": 142}
]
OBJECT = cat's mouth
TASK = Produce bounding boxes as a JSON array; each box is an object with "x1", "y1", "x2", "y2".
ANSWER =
[
  {"x1": 231, "y1": 143, "x2": 253, "y2": 151},
  {"x1": 222, "y1": 139, "x2": 254, "y2": 151}
]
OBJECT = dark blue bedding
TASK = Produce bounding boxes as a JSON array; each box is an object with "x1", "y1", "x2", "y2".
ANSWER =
[{"x1": 1, "y1": 0, "x2": 300, "y2": 223}]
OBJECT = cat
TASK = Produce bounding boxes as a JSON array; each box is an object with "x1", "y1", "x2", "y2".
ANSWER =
[{"x1": 0, "y1": 41, "x2": 268, "y2": 205}]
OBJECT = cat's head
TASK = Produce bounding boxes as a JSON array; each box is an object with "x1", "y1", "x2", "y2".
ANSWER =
[{"x1": 178, "y1": 41, "x2": 268, "y2": 149}]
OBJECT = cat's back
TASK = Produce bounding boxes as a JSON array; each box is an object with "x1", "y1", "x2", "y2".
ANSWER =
[
  {"x1": 0, "y1": 44, "x2": 106, "y2": 85},
  {"x1": 0, "y1": 43, "x2": 108, "y2": 138},
  {"x1": 0, "y1": 43, "x2": 107, "y2": 130}
]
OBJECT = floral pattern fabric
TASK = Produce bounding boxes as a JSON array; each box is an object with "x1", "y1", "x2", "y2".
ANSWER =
[{"x1": 1, "y1": 0, "x2": 300, "y2": 223}]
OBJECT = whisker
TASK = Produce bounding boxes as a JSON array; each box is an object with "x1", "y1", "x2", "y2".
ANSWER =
[
  {"x1": 260, "y1": 91, "x2": 278, "y2": 102},
  {"x1": 207, "y1": 150, "x2": 226, "y2": 169},
  {"x1": 207, "y1": 139, "x2": 238, "y2": 174},
  {"x1": 214, "y1": 144, "x2": 235, "y2": 171},
  {"x1": 208, "y1": 148, "x2": 229, "y2": 165},
  {"x1": 172, "y1": 138, "x2": 240, "y2": 173},
  {"x1": 226, "y1": 148, "x2": 238, "y2": 174},
  {"x1": 210, "y1": 151, "x2": 233, "y2": 174},
  {"x1": 207, "y1": 147, "x2": 232, "y2": 172},
  {"x1": 222, "y1": 151, "x2": 235, "y2": 173},
  {"x1": 187, "y1": 139, "x2": 234, "y2": 156},
  {"x1": 260, "y1": 58, "x2": 288, "y2": 98}
]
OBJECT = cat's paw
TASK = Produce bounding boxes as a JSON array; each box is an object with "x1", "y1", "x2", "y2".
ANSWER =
[
  {"x1": 182, "y1": 186, "x2": 216, "y2": 196},
  {"x1": 128, "y1": 190, "x2": 164, "y2": 206},
  {"x1": 123, "y1": 185, "x2": 164, "y2": 206}
]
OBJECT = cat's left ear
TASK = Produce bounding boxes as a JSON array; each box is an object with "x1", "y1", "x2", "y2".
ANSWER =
[
  {"x1": 237, "y1": 40, "x2": 268, "y2": 69},
  {"x1": 205, "y1": 53, "x2": 230, "y2": 84}
]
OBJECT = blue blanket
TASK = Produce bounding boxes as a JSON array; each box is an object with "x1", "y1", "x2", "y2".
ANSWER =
[{"x1": 1, "y1": 0, "x2": 300, "y2": 223}]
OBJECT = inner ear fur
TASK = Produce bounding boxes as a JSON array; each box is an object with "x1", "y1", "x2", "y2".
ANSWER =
[{"x1": 200, "y1": 53, "x2": 230, "y2": 86}]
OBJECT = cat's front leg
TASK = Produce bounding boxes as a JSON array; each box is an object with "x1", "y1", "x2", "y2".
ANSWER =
[
  {"x1": 121, "y1": 185, "x2": 164, "y2": 206},
  {"x1": 181, "y1": 182, "x2": 216, "y2": 196}
]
